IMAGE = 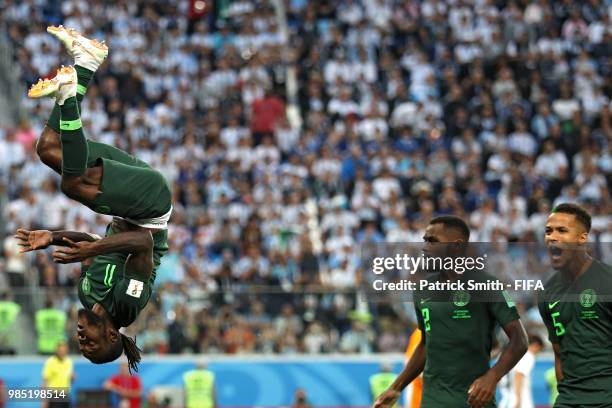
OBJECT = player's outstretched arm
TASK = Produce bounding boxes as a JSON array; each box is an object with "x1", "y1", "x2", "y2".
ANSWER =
[
  {"x1": 467, "y1": 319, "x2": 528, "y2": 408},
  {"x1": 372, "y1": 335, "x2": 426, "y2": 408},
  {"x1": 14, "y1": 228, "x2": 100, "y2": 252},
  {"x1": 53, "y1": 230, "x2": 153, "y2": 276}
]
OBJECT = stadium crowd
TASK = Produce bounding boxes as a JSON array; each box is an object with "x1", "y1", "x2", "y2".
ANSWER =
[{"x1": 0, "y1": 0, "x2": 611, "y2": 354}]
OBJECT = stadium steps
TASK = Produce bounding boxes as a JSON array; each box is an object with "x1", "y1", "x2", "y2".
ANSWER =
[{"x1": 0, "y1": 21, "x2": 25, "y2": 127}]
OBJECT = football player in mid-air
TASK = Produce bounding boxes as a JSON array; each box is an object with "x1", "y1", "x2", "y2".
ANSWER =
[
  {"x1": 16, "y1": 26, "x2": 173, "y2": 372},
  {"x1": 538, "y1": 203, "x2": 612, "y2": 407},
  {"x1": 374, "y1": 216, "x2": 528, "y2": 408}
]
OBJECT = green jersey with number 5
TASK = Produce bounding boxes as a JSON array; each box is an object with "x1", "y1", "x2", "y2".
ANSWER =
[{"x1": 538, "y1": 260, "x2": 612, "y2": 406}]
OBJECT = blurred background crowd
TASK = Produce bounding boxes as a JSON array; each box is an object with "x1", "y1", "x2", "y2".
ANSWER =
[{"x1": 0, "y1": 0, "x2": 610, "y2": 355}]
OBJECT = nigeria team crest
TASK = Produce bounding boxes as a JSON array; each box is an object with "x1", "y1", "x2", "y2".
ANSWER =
[
  {"x1": 579, "y1": 289, "x2": 597, "y2": 308},
  {"x1": 453, "y1": 290, "x2": 471, "y2": 307}
]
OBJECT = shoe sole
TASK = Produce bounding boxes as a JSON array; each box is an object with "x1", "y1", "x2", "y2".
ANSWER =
[
  {"x1": 28, "y1": 66, "x2": 77, "y2": 99},
  {"x1": 47, "y1": 25, "x2": 109, "y2": 62},
  {"x1": 28, "y1": 79, "x2": 60, "y2": 99}
]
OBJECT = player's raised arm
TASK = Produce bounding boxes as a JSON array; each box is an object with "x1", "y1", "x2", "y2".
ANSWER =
[
  {"x1": 53, "y1": 228, "x2": 153, "y2": 276},
  {"x1": 14, "y1": 228, "x2": 101, "y2": 252},
  {"x1": 467, "y1": 319, "x2": 527, "y2": 408},
  {"x1": 372, "y1": 334, "x2": 426, "y2": 408},
  {"x1": 52, "y1": 229, "x2": 152, "y2": 260}
]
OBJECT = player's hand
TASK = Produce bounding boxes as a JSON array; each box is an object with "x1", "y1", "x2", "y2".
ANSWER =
[
  {"x1": 52, "y1": 238, "x2": 95, "y2": 263},
  {"x1": 14, "y1": 229, "x2": 52, "y2": 252},
  {"x1": 372, "y1": 388, "x2": 401, "y2": 408},
  {"x1": 467, "y1": 371, "x2": 497, "y2": 408}
]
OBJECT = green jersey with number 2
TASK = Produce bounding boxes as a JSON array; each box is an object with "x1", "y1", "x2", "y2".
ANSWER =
[{"x1": 414, "y1": 271, "x2": 520, "y2": 408}]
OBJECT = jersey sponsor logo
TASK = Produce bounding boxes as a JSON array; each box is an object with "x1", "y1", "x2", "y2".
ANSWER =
[
  {"x1": 453, "y1": 290, "x2": 470, "y2": 307},
  {"x1": 579, "y1": 289, "x2": 597, "y2": 308},
  {"x1": 126, "y1": 279, "x2": 144, "y2": 298},
  {"x1": 580, "y1": 310, "x2": 599, "y2": 320},
  {"x1": 420, "y1": 297, "x2": 431, "y2": 305},
  {"x1": 548, "y1": 300, "x2": 560, "y2": 309},
  {"x1": 104, "y1": 264, "x2": 116, "y2": 287},
  {"x1": 452, "y1": 309, "x2": 471, "y2": 319},
  {"x1": 81, "y1": 277, "x2": 91, "y2": 295},
  {"x1": 95, "y1": 205, "x2": 111, "y2": 214}
]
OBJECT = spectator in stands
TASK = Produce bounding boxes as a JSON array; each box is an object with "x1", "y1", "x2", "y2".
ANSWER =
[
  {"x1": 340, "y1": 313, "x2": 375, "y2": 354},
  {"x1": 138, "y1": 316, "x2": 168, "y2": 354},
  {"x1": 103, "y1": 361, "x2": 143, "y2": 408},
  {"x1": 303, "y1": 321, "x2": 330, "y2": 354},
  {"x1": 167, "y1": 304, "x2": 193, "y2": 354},
  {"x1": 222, "y1": 316, "x2": 256, "y2": 354},
  {"x1": 274, "y1": 304, "x2": 303, "y2": 336},
  {"x1": 2, "y1": 233, "x2": 27, "y2": 290},
  {"x1": 251, "y1": 88, "x2": 285, "y2": 145}
]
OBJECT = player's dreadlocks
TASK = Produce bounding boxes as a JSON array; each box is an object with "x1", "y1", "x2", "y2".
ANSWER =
[{"x1": 121, "y1": 333, "x2": 142, "y2": 374}]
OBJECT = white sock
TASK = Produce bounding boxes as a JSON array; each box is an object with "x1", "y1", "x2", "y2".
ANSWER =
[{"x1": 75, "y1": 55, "x2": 100, "y2": 72}]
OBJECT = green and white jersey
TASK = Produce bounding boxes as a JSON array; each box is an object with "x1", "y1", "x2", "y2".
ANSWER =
[
  {"x1": 538, "y1": 260, "x2": 612, "y2": 406},
  {"x1": 414, "y1": 271, "x2": 520, "y2": 408}
]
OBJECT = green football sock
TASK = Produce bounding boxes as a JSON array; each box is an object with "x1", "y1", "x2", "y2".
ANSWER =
[
  {"x1": 75, "y1": 65, "x2": 93, "y2": 103},
  {"x1": 46, "y1": 65, "x2": 94, "y2": 133},
  {"x1": 59, "y1": 97, "x2": 88, "y2": 176},
  {"x1": 47, "y1": 104, "x2": 61, "y2": 133}
]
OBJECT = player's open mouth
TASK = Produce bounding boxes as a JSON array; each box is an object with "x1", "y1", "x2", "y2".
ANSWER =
[{"x1": 548, "y1": 245, "x2": 563, "y2": 261}]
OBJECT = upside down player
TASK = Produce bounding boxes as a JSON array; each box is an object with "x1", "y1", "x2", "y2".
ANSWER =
[
  {"x1": 374, "y1": 216, "x2": 528, "y2": 408},
  {"x1": 15, "y1": 221, "x2": 157, "y2": 372},
  {"x1": 538, "y1": 203, "x2": 612, "y2": 407},
  {"x1": 15, "y1": 26, "x2": 173, "y2": 371}
]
